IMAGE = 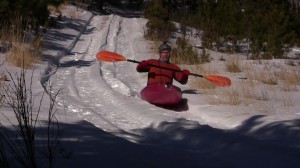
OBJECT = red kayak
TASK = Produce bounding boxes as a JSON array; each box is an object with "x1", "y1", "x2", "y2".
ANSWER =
[{"x1": 140, "y1": 83, "x2": 182, "y2": 105}]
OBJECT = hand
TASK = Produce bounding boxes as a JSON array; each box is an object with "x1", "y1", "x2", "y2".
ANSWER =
[
  {"x1": 140, "y1": 60, "x2": 148, "y2": 66},
  {"x1": 182, "y1": 69, "x2": 190, "y2": 76}
]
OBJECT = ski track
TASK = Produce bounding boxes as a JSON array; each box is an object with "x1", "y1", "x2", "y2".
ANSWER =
[{"x1": 47, "y1": 14, "x2": 205, "y2": 139}]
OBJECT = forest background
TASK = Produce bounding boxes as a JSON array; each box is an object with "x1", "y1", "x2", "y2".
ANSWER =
[{"x1": 1, "y1": 0, "x2": 300, "y2": 63}]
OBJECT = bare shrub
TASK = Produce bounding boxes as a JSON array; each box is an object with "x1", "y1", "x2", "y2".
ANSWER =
[
  {"x1": 0, "y1": 67, "x2": 65, "y2": 168},
  {"x1": 2, "y1": 69, "x2": 41, "y2": 168}
]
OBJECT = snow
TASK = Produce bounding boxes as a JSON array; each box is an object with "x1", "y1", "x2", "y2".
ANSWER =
[{"x1": 1, "y1": 5, "x2": 300, "y2": 168}]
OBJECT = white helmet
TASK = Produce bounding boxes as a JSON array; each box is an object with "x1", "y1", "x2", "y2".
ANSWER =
[{"x1": 158, "y1": 41, "x2": 171, "y2": 52}]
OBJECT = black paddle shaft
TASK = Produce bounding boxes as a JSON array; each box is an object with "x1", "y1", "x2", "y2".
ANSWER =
[{"x1": 126, "y1": 59, "x2": 204, "y2": 78}]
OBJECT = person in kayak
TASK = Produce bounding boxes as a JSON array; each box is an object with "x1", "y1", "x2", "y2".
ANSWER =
[{"x1": 136, "y1": 41, "x2": 190, "y2": 86}]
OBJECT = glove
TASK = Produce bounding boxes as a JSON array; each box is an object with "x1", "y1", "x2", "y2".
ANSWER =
[
  {"x1": 140, "y1": 60, "x2": 148, "y2": 67},
  {"x1": 182, "y1": 69, "x2": 190, "y2": 76}
]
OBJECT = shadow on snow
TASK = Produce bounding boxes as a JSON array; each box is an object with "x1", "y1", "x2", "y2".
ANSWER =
[{"x1": 1, "y1": 116, "x2": 300, "y2": 168}]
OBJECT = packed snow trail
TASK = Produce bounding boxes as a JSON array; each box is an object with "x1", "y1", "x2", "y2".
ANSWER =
[
  {"x1": 46, "y1": 14, "x2": 207, "y2": 138},
  {"x1": 36, "y1": 11, "x2": 300, "y2": 167}
]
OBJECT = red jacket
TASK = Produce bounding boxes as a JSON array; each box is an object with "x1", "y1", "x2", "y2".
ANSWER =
[{"x1": 136, "y1": 59, "x2": 188, "y2": 85}]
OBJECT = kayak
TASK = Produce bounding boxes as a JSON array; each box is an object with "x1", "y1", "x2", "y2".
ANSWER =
[{"x1": 140, "y1": 83, "x2": 182, "y2": 105}]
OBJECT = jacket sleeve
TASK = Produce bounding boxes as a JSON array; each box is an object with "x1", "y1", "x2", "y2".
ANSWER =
[
  {"x1": 136, "y1": 60, "x2": 150, "y2": 72},
  {"x1": 174, "y1": 66, "x2": 189, "y2": 84}
]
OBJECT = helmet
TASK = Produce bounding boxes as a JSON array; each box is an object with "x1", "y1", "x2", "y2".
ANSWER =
[{"x1": 158, "y1": 41, "x2": 171, "y2": 52}]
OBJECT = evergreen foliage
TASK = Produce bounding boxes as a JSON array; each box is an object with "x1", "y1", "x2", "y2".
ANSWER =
[
  {"x1": 171, "y1": 37, "x2": 200, "y2": 64},
  {"x1": 143, "y1": 0, "x2": 300, "y2": 59},
  {"x1": 143, "y1": 0, "x2": 176, "y2": 41}
]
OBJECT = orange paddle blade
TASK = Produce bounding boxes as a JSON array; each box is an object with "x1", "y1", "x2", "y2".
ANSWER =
[
  {"x1": 96, "y1": 50, "x2": 126, "y2": 62},
  {"x1": 204, "y1": 75, "x2": 231, "y2": 86}
]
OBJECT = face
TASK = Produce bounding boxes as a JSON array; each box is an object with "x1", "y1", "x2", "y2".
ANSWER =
[{"x1": 159, "y1": 50, "x2": 170, "y2": 62}]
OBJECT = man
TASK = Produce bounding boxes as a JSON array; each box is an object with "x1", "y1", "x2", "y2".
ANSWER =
[
  {"x1": 136, "y1": 41, "x2": 190, "y2": 106},
  {"x1": 136, "y1": 41, "x2": 190, "y2": 86}
]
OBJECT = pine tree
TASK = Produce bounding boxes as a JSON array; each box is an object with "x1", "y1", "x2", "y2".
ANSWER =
[{"x1": 144, "y1": 0, "x2": 175, "y2": 41}]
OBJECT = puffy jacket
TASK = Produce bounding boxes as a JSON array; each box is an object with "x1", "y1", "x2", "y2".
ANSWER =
[{"x1": 136, "y1": 59, "x2": 188, "y2": 85}]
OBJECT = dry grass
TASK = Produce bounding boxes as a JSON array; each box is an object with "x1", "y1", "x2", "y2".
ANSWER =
[
  {"x1": 6, "y1": 43, "x2": 40, "y2": 67},
  {"x1": 68, "y1": 9, "x2": 78, "y2": 19},
  {"x1": 258, "y1": 71, "x2": 278, "y2": 85},
  {"x1": 285, "y1": 59, "x2": 299, "y2": 66},
  {"x1": 224, "y1": 55, "x2": 242, "y2": 73},
  {"x1": 206, "y1": 80, "x2": 272, "y2": 106},
  {"x1": 58, "y1": 3, "x2": 68, "y2": 12},
  {"x1": 48, "y1": 5, "x2": 59, "y2": 15},
  {"x1": 0, "y1": 17, "x2": 41, "y2": 68},
  {"x1": 207, "y1": 59, "x2": 299, "y2": 109},
  {"x1": 278, "y1": 69, "x2": 300, "y2": 91},
  {"x1": 244, "y1": 61, "x2": 278, "y2": 85},
  {"x1": 206, "y1": 87, "x2": 240, "y2": 105},
  {"x1": 238, "y1": 81, "x2": 269, "y2": 104},
  {"x1": 282, "y1": 91, "x2": 294, "y2": 106},
  {"x1": 224, "y1": 88, "x2": 240, "y2": 105},
  {"x1": 48, "y1": 3, "x2": 68, "y2": 15},
  {"x1": 186, "y1": 64, "x2": 218, "y2": 90},
  {"x1": 181, "y1": 51, "x2": 300, "y2": 110},
  {"x1": 253, "y1": 102, "x2": 274, "y2": 114}
]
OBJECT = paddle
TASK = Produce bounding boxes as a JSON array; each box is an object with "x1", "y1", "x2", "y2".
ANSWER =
[{"x1": 96, "y1": 50, "x2": 231, "y2": 86}]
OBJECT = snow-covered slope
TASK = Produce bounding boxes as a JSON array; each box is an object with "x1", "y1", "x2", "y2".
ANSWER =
[
  {"x1": 4, "y1": 5, "x2": 297, "y2": 167},
  {"x1": 44, "y1": 10, "x2": 300, "y2": 132}
]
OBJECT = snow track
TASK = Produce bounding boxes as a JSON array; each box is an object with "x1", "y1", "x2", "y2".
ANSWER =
[{"x1": 45, "y1": 14, "x2": 195, "y2": 137}]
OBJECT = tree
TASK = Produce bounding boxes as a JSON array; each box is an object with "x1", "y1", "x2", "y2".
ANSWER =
[
  {"x1": 96, "y1": 0, "x2": 104, "y2": 12},
  {"x1": 0, "y1": 0, "x2": 65, "y2": 31},
  {"x1": 144, "y1": 0, "x2": 175, "y2": 41}
]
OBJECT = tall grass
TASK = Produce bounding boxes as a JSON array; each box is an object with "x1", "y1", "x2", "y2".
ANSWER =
[
  {"x1": 277, "y1": 68, "x2": 300, "y2": 91},
  {"x1": 0, "y1": 16, "x2": 41, "y2": 68},
  {"x1": 197, "y1": 58, "x2": 300, "y2": 109},
  {"x1": 224, "y1": 55, "x2": 242, "y2": 73}
]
